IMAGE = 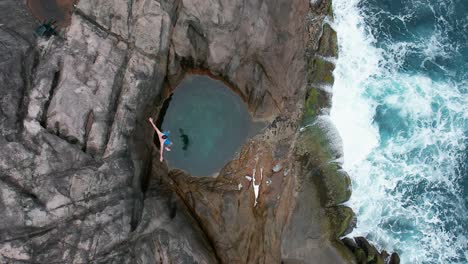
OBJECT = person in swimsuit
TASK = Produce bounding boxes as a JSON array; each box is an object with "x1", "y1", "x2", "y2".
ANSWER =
[{"x1": 148, "y1": 117, "x2": 173, "y2": 162}]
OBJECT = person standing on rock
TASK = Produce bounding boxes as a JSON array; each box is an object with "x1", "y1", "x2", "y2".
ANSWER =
[{"x1": 148, "y1": 117, "x2": 172, "y2": 162}]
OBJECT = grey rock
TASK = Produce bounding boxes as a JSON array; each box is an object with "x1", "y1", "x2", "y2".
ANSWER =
[
  {"x1": 0, "y1": 1, "x2": 37, "y2": 137},
  {"x1": 389, "y1": 252, "x2": 401, "y2": 264}
]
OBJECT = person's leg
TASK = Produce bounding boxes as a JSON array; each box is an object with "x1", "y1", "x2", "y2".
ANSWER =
[
  {"x1": 159, "y1": 149, "x2": 163, "y2": 162},
  {"x1": 163, "y1": 140, "x2": 172, "y2": 152},
  {"x1": 159, "y1": 141, "x2": 164, "y2": 162},
  {"x1": 149, "y1": 118, "x2": 164, "y2": 138}
]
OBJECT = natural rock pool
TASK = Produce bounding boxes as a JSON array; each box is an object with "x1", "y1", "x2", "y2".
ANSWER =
[{"x1": 160, "y1": 75, "x2": 259, "y2": 176}]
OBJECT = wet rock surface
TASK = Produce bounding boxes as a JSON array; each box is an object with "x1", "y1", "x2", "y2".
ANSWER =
[
  {"x1": 0, "y1": 0, "x2": 398, "y2": 263},
  {"x1": 342, "y1": 237, "x2": 400, "y2": 264}
]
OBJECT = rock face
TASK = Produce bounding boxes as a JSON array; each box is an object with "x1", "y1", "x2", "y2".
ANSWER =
[{"x1": 0, "y1": 0, "x2": 397, "y2": 263}]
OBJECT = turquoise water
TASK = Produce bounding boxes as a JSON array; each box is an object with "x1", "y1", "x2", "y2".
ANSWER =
[
  {"x1": 161, "y1": 75, "x2": 254, "y2": 176},
  {"x1": 330, "y1": 0, "x2": 467, "y2": 263}
]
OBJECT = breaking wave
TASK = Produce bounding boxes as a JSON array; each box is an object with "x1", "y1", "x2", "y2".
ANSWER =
[{"x1": 330, "y1": 0, "x2": 468, "y2": 262}]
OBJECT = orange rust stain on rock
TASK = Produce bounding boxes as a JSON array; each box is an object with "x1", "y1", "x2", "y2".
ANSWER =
[{"x1": 27, "y1": 0, "x2": 77, "y2": 28}]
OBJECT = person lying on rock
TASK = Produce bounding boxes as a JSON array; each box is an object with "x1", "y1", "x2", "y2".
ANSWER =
[{"x1": 148, "y1": 117, "x2": 173, "y2": 162}]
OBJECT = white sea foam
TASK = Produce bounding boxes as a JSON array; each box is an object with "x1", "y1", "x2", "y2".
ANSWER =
[
  {"x1": 329, "y1": 0, "x2": 381, "y2": 168},
  {"x1": 314, "y1": 115, "x2": 344, "y2": 164},
  {"x1": 330, "y1": 0, "x2": 467, "y2": 263}
]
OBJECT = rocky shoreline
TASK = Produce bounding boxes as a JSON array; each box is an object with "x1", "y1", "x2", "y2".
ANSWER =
[
  {"x1": 303, "y1": 2, "x2": 400, "y2": 264},
  {"x1": 0, "y1": 0, "x2": 398, "y2": 263}
]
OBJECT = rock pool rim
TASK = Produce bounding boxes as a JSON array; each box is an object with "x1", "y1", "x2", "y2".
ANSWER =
[
  {"x1": 146, "y1": 69, "x2": 265, "y2": 187},
  {"x1": 164, "y1": 68, "x2": 277, "y2": 123},
  {"x1": 154, "y1": 73, "x2": 261, "y2": 178},
  {"x1": 156, "y1": 70, "x2": 253, "y2": 128}
]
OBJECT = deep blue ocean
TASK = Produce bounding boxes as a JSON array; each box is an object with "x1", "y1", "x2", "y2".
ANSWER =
[{"x1": 330, "y1": 0, "x2": 467, "y2": 262}]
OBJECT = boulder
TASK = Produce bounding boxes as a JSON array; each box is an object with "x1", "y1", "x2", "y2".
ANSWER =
[
  {"x1": 389, "y1": 252, "x2": 401, "y2": 264},
  {"x1": 341, "y1": 237, "x2": 400, "y2": 264}
]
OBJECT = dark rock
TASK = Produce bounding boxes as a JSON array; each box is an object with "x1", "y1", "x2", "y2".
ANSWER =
[
  {"x1": 355, "y1": 237, "x2": 380, "y2": 262},
  {"x1": 389, "y1": 252, "x2": 401, "y2": 264},
  {"x1": 303, "y1": 86, "x2": 332, "y2": 119},
  {"x1": 374, "y1": 254, "x2": 385, "y2": 264},
  {"x1": 0, "y1": 1, "x2": 37, "y2": 137},
  {"x1": 355, "y1": 248, "x2": 367, "y2": 264},
  {"x1": 342, "y1": 237, "x2": 359, "y2": 250},
  {"x1": 381, "y1": 250, "x2": 389, "y2": 261},
  {"x1": 34, "y1": 21, "x2": 57, "y2": 38},
  {"x1": 294, "y1": 118, "x2": 350, "y2": 207},
  {"x1": 307, "y1": 57, "x2": 335, "y2": 87},
  {"x1": 342, "y1": 237, "x2": 398, "y2": 264},
  {"x1": 317, "y1": 24, "x2": 338, "y2": 58},
  {"x1": 327, "y1": 206, "x2": 356, "y2": 238}
]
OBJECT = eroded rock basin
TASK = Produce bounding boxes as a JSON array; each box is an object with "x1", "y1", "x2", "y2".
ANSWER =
[{"x1": 160, "y1": 75, "x2": 261, "y2": 176}]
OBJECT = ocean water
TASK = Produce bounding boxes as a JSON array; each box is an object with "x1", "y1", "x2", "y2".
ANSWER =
[
  {"x1": 161, "y1": 75, "x2": 254, "y2": 176},
  {"x1": 329, "y1": 0, "x2": 467, "y2": 263}
]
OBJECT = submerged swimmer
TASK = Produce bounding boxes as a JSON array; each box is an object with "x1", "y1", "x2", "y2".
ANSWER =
[
  {"x1": 179, "y1": 128, "x2": 189, "y2": 151},
  {"x1": 148, "y1": 117, "x2": 173, "y2": 162}
]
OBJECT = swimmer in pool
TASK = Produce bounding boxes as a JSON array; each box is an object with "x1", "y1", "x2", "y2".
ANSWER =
[
  {"x1": 179, "y1": 128, "x2": 189, "y2": 151},
  {"x1": 148, "y1": 117, "x2": 173, "y2": 162}
]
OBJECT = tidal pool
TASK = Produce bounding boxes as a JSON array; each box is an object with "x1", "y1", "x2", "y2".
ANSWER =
[{"x1": 160, "y1": 75, "x2": 258, "y2": 176}]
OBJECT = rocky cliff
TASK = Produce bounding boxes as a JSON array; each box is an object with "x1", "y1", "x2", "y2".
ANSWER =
[{"x1": 0, "y1": 0, "x2": 397, "y2": 263}]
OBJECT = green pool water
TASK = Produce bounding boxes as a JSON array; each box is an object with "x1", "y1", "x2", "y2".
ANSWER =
[{"x1": 160, "y1": 75, "x2": 258, "y2": 176}]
